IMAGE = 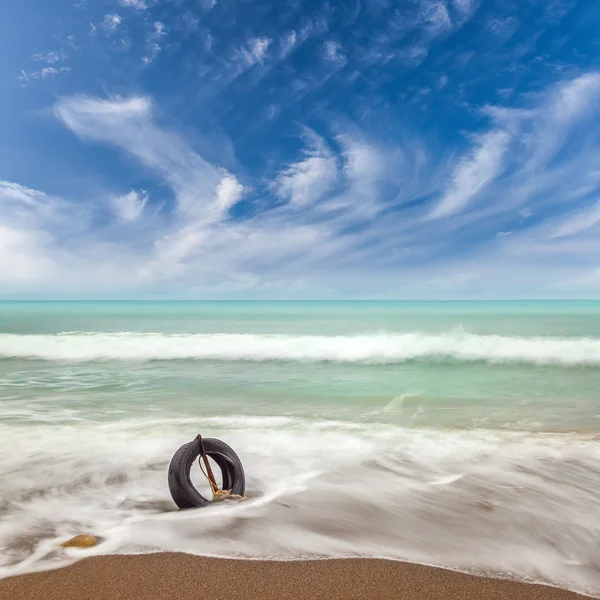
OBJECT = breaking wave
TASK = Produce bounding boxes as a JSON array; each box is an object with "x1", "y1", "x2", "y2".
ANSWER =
[
  {"x1": 0, "y1": 330, "x2": 600, "y2": 366},
  {"x1": 1, "y1": 415, "x2": 600, "y2": 596}
]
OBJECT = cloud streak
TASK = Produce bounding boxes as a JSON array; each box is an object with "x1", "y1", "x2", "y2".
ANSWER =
[
  {"x1": 274, "y1": 130, "x2": 338, "y2": 207},
  {"x1": 31, "y1": 51, "x2": 67, "y2": 64},
  {"x1": 103, "y1": 13, "x2": 122, "y2": 33},
  {"x1": 430, "y1": 130, "x2": 510, "y2": 218},
  {"x1": 6, "y1": 0, "x2": 600, "y2": 306},
  {"x1": 238, "y1": 37, "x2": 271, "y2": 67},
  {"x1": 120, "y1": 0, "x2": 147, "y2": 9},
  {"x1": 113, "y1": 190, "x2": 148, "y2": 221},
  {"x1": 323, "y1": 41, "x2": 347, "y2": 66}
]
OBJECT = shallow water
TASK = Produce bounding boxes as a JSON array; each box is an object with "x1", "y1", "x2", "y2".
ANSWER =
[{"x1": 1, "y1": 301, "x2": 599, "y2": 596}]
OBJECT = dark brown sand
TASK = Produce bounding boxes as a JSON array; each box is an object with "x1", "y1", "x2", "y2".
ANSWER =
[{"x1": 0, "y1": 554, "x2": 592, "y2": 600}]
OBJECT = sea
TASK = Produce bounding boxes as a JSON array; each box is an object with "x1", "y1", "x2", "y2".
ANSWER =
[{"x1": 0, "y1": 301, "x2": 599, "y2": 595}]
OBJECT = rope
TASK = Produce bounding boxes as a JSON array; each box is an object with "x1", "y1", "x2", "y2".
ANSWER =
[
  {"x1": 197, "y1": 434, "x2": 219, "y2": 495},
  {"x1": 196, "y1": 434, "x2": 243, "y2": 501}
]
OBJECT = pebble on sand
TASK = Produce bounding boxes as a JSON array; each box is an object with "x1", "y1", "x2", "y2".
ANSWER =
[{"x1": 60, "y1": 535, "x2": 97, "y2": 548}]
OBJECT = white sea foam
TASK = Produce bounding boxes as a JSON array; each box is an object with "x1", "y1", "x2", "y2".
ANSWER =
[
  {"x1": 1, "y1": 330, "x2": 600, "y2": 366},
  {"x1": 1, "y1": 415, "x2": 600, "y2": 597}
]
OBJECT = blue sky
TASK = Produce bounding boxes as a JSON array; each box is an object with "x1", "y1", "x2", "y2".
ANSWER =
[{"x1": 2, "y1": 0, "x2": 600, "y2": 299}]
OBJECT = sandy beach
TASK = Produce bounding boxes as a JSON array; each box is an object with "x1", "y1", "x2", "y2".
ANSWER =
[{"x1": 0, "y1": 554, "x2": 592, "y2": 600}]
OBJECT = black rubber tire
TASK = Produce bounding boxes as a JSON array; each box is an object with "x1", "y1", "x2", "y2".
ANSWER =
[{"x1": 168, "y1": 438, "x2": 245, "y2": 510}]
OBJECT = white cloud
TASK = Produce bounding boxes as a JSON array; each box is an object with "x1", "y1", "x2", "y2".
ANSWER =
[
  {"x1": 519, "y1": 208, "x2": 533, "y2": 218},
  {"x1": 52, "y1": 96, "x2": 275, "y2": 286},
  {"x1": 280, "y1": 31, "x2": 297, "y2": 58},
  {"x1": 0, "y1": 180, "x2": 84, "y2": 229},
  {"x1": 422, "y1": 1, "x2": 452, "y2": 34},
  {"x1": 120, "y1": 0, "x2": 147, "y2": 9},
  {"x1": 140, "y1": 22, "x2": 168, "y2": 65},
  {"x1": 452, "y1": 0, "x2": 474, "y2": 14},
  {"x1": 323, "y1": 41, "x2": 346, "y2": 65},
  {"x1": 103, "y1": 13, "x2": 122, "y2": 32},
  {"x1": 18, "y1": 66, "x2": 70, "y2": 84},
  {"x1": 480, "y1": 73, "x2": 600, "y2": 214},
  {"x1": 142, "y1": 43, "x2": 162, "y2": 65},
  {"x1": 5, "y1": 70, "x2": 600, "y2": 297},
  {"x1": 550, "y1": 201, "x2": 600, "y2": 238},
  {"x1": 56, "y1": 96, "x2": 151, "y2": 125},
  {"x1": 275, "y1": 131, "x2": 338, "y2": 206},
  {"x1": 0, "y1": 181, "x2": 45, "y2": 205},
  {"x1": 0, "y1": 226, "x2": 56, "y2": 285},
  {"x1": 341, "y1": 138, "x2": 386, "y2": 184},
  {"x1": 38, "y1": 67, "x2": 70, "y2": 79},
  {"x1": 216, "y1": 176, "x2": 244, "y2": 216},
  {"x1": 397, "y1": 45, "x2": 429, "y2": 66},
  {"x1": 151, "y1": 21, "x2": 167, "y2": 38},
  {"x1": 0, "y1": 182, "x2": 94, "y2": 288},
  {"x1": 182, "y1": 12, "x2": 200, "y2": 33},
  {"x1": 265, "y1": 104, "x2": 279, "y2": 121},
  {"x1": 238, "y1": 37, "x2": 271, "y2": 66},
  {"x1": 549, "y1": 72, "x2": 600, "y2": 124},
  {"x1": 430, "y1": 130, "x2": 510, "y2": 218},
  {"x1": 31, "y1": 51, "x2": 67, "y2": 64},
  {"x1": 53, "y1": 95, "x2": 224, "y2": 219},
  {"x1": 112, "y1": 190, "x2": 148, "y2": 221},
  {"x1": 17, "y1": 70, "x2": 30, "y2": 85}
]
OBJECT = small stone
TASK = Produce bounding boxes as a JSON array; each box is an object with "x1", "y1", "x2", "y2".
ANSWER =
[{"x1": 60, "y1": 535, "x2": 97, "y2": 548}]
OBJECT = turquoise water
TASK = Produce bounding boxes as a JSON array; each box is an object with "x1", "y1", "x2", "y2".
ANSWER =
[
  {"x1": 1, "y1": 301, "x2": 600, "y2": 594},
  {"x1": 1, "y1": 301, "x2": 600, "y2": 430}
]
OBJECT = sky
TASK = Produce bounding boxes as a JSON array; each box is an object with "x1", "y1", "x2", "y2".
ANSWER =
[{"x1": 1, "y1": 0, "x2": 600, "y2": 299}]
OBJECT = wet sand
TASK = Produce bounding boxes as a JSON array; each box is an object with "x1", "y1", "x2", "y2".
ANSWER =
[{"x1": 0, "y1": 554, "x2": 592, "y2": 600}]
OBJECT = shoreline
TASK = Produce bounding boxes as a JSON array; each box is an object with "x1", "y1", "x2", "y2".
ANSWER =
[{"x1": 0, "y1": 554, "x2": 594, "y2": 600}]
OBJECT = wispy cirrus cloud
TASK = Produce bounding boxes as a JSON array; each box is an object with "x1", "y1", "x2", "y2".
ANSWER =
[
  {"x1": 103, "y1": 13, "x2": 122, "y2": 33},
  {"x1": 19, "y1": 47, "x2": 71, "y2": 85},
  {"x1": 119, "y1": 0, "x2": 147, "y2": 9},
  {"x1": 550, "y1": 200, "x2": 600, "y2": 239},
  {"x1": 0, "y1": 225, "x2": 57, "y2": 285},
  {"x1": 422, "y1": 1, "x2": 452, "y2": 35},
  {"x1": 31, "y1": 50, "x2": 68, "y2": 64},
  {"x1": 216, "y1": 176, "x2": 244, "y2": 217},
  {"x1": 452, "y1": 0, "x2": 476, "y2": 17},
  {"x1": 151, "y1": 21, "x2": 167, "y2": 38},
  {"x1": 142, "y1": 21, "x2": 167, "y2": 64},
  {"x1": 38, "y1": 66, "x2": 71, "y2": 78},
  {"x1": 7, "y1": 0, "x2": 600, "y2": 299},
  {"x1": 237, "y1": 37, "x2": 272, "y2": 67},
  {"x1": 6, "y1": 65, "x2": 600, "y2": 296},
  {"x1": 18, "y1": 66, "x2": 71, "y2": 85},
  {"x1": 31, "y1": 95, "x2": 348, "y2": 288},
  {"x1": 112, "y1": 190, "x2": 148, "y2": 221},
  {"x1": 53, "y1": 95, "x2": 230, "y2": 220},
  {"x1": 280, "y1": 31, "x2": 298, "y2": 58},
  {"x1": 429, "y1": 130, "x2": 510, "y2": 218},
  {"x1": 0, "y1": 182, "x2": 89, "y2": 287},
  {"x1": 202, "y1": 36, "x2": 274, "y2": 84},
  {"x1": 274, "y1": 130, "x2": 338, "y2": 207},
  {"x1": 428, "y1": 72, "x2": 600, "y2": 221},
  {"x1": 323, "y1": 41, "x2": 347, "y2": 66},
  {"x1": 278, "y1": 16, "x2": 328, "y2": 61}
]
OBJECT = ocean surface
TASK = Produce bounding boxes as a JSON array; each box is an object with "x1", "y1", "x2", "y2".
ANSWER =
[{"x1": 1, "y1": 301, "x2": 599, "y2": 595}]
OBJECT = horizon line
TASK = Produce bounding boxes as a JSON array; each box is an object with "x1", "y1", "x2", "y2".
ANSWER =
[{"x1": 1, "y1": 298, "x2": 600, "y2": 303}]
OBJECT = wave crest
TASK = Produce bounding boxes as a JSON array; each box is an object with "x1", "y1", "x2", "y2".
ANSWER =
[{"x1": 1, "y1": 330, "x2": 600, "y2": 366}]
